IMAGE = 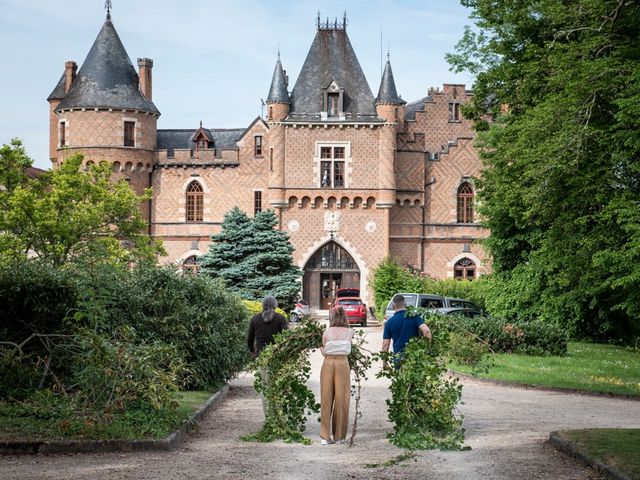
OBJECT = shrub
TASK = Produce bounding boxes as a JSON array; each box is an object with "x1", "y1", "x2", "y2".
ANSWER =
[
  {"x1": 73, "y1": 264, "x2": 251, "y2": 390},
  {"x1": 451, "y1": 315, "x2": 568, "y2": 356},
  {"x1": 243, "y1": 300, "x2": 289, "y2": 320}
]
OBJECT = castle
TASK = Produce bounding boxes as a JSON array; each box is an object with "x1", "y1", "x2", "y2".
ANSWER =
[{"x1": 47, "y1": 10, "x2": 488, "y2": 309}]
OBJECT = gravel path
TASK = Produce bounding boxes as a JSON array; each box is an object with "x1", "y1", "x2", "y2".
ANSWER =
[{"x1": 2, "y1": 324, "x2": 639, "y2": 480}]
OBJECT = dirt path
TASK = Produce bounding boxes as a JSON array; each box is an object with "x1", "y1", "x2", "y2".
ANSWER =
[{"x1": 2, "y1": 324, "x2": 639, "y2": 480}]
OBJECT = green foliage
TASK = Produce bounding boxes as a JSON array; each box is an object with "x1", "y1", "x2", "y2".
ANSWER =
[
  {"x1": 242, "y1": 299, "x2": 289, "y2": 321},
  {"x1": 73, "y1": 263, "x2": 251, "y2": 390},
  {"x1": 448, "y1": 332, "x2": 488, "y2": 367},
  {"x1": 0, "y1": 146, "x2": 162, "y2": 267},
  {"x1": 200, "y1": 208, "x2": 302, "y2": 310},
  {"x1": 377, "y1": 324, "x2": 466, "y2": 450},
  {"x1": 347, "y1": 329, "x2": 372, "y2": 446},
  {"x1": 447, "y1": 1, "x2": 640, "y2": 340},
  {"x1": 242, "y1": 320, "x2": 324, "y2": 444},
  {"x1": 451, "y1": 314, "x2": 568, "y2": 356},
  {"x1": 73, "y1": 328, "x2": 184, "y2": 412}
]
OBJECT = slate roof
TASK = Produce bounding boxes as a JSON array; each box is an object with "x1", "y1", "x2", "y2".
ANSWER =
[
  {"x1": 47, "y1": 72, "x2": 66, "y2": 101},
  {"x1": 157, "y1": 128, "x2": 244, "y2": 154},
  {"x1": 376, "y1": 60, "x2": 404, "y2": 105},
  {"x1": 404, "y1": 96, "x2": 432, "y2": 121},
  {"x1": 288, "y1": 28, "x2": 381, "y2": 122},
  {"x1": 266, "y1": 58, "x2": 290, "y2": 104},
  {"x1": 56, "y1": 17, "x2": 159, "y2": 114}
]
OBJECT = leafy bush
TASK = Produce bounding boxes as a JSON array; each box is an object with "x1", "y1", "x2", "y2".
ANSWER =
[
  {"x1": 73, "y1": 329, "x2": 185, "y2": 412},
  {"x1": 243, "y1": 300, "x2": 289, "y2": 321},
  {"x1": 451, "y1": 314, "x2": 568, "y2": 356},
  {"x1": 74, "y1": 264, "x2": 251, "y2": 390}
]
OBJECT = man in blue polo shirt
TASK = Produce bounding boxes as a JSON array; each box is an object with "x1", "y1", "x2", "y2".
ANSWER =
[{"x1": 382, "y1": 294, "x2": 432, "y2": 364}]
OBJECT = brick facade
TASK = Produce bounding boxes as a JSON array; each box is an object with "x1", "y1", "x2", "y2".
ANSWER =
[{"x1": 48, "y1": 19, "x2": 490, "y2": 309}]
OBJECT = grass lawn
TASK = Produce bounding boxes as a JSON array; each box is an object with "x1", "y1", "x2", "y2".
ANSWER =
[
  {"x1": 557, "y1": 429, "x2": 640, "y2": 479},
  {"x1": 451, "y1": 342, "x2": 640, "y2": 396},
  {"x1": 0, "y1": 390, "x2": 214, "y2": 442}
]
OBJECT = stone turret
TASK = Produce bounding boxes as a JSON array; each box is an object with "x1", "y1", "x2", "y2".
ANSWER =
[
  {"x1": 266, "y1": 56, "x2": 290, "y2": 209},
  {"x1": 376, "y1": 58, "x2": 405, "y2": 130}
]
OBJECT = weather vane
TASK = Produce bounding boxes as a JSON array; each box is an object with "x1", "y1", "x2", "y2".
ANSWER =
[{"x1": 105, "y1": 0, "x2": 112, "y2": 20}]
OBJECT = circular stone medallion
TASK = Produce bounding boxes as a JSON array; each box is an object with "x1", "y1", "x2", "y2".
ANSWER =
[
  {"x1": 365, "y1": 221, "x2": 377, "y2": 233},
  {"x1": 288, "y1": 220, "x2": 300, "y2": 232}
]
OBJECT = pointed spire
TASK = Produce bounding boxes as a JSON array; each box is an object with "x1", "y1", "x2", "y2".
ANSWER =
[
  {"x1": 376, "y1": 58, "x2": 404, "y2": 105},
  {"x1": 56, "y1": 15, "x2": 159, "y2": 114},
  {"x1": 266, "y1": 57, "x2": 290, "y2": 104},
  {"x1": 105, "y1": 0, "x2": 112, "y2": 20}
]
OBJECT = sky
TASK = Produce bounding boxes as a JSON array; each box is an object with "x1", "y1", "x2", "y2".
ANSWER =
[{"x1": 0, "y1": 0, "x2": 476, "y2": 170}]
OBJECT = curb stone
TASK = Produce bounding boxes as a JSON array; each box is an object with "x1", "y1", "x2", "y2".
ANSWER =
[
  {"x1": 453, "y1": 372, "x2": 640, "y2": 400},
  {"x1": 0, "y1": 385, "x2": 229, "y2": 455},
  {"x1": 548, "y1": 431, "x2": 631, "y2": 480}
]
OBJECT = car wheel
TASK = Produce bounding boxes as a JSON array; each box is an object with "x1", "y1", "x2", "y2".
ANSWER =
[
  {"x1": 361, "y1": 319, "x2": 367, "y2": 327},
  {"x1": 290, "y1": 313, "x2": 299, "y2": 323}
]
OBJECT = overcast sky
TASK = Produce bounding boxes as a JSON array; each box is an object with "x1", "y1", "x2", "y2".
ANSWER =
[{"x1": 0, "y1": 0, "x2": 475, "y2": 170}]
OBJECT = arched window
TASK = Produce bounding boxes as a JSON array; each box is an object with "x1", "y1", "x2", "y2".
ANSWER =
[
  {"x1": 454, "y1": 258, "x2": 476, "y2": 280},
  {"x1": 186, "y1": 181, "x2": 203, "y2": 222},
  {"x1": 457, "y1": 182, "x2": 474, "y2": 223},
  {"x1": 182, "y1": 255, "x2": 199, "y2": 274}
]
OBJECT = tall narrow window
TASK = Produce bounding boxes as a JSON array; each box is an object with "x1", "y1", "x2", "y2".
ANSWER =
[
  {"x1": 327, "y1": 92, "x2": 340, "y2": 116},
  {"x1": 59, "y1": 121, "x2": 66, "y2": 147},
  {"x1": 186, "y1": 181, "x2": 204, "y2": 222},
  {"x1": 196, "y1": 138, "x2": 208, "y2": 150},
  {"x1": 319, "y1": 146, "x2": 346, "y2": 188},
  {"x1": 124, "y1": 121, "x2": 135, "y2": 147},
  {"x1": 254, "y1": 136, "x2": 263, "y2": 156},
  {"x1": 457, "y1": 182, "x2": 474, "y2": 223},
  {"x1": 449, "y1": 102, "x2": 461, "y2": 122},
  {"x1": 269, "y1": 148, "x2": 273, "y2": 171},
  {"x1": 454, "y1": 258, "x2": 476, "y2": 280},
  {"x1": 254, "y1": 191, "x2": 262, "y2": 215}
]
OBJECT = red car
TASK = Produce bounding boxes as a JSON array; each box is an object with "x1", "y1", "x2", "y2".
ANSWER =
[{"x1": 333, "y1": 297, "x2": 367, "y2": 327}]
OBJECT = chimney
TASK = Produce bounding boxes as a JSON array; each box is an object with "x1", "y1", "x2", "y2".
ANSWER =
[
  {"x1": 138, "y1": 58, "x2": 153, "y2": 101},
  {"x1": 64, "y1": 61, "x2": 77, "y2": 94}
]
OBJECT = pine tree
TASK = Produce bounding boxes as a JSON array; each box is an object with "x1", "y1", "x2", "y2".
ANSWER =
[{"x1": 199, "y1": 208, "x2": 301, "y2": 310}]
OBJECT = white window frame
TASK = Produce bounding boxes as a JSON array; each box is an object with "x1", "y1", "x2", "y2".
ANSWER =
[{"x1": 313, "y1": 141, "x2": 352, "y2": 189}]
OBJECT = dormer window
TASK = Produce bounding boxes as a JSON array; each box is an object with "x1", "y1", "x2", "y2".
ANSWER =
[
  {"x1": 197, "y1": 139, "x2": 208, "y2": 150},
  {"x1": 327, "y1": 93, "x2": 340, "y2": 116},
  {"x1": 323, "y1": 80, "x2": 344, "y2": 118}
]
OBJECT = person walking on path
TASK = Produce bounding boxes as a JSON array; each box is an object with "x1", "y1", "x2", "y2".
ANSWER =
[
  {"x1": 381, "y1": 294, "x2": 431, "y2": 365},
  {"x1": 319, "y1": 307, "x2": 353, "y2": 445},
  {"x1": 247, "y1": 296, "x2": 288, "y2": 415}
]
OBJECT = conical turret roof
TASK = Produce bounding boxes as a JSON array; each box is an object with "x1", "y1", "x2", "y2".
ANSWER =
[
  {"x1": 288, "y1": 26, "x2": 380, "y2": 121},
  {"x1": 376, "y1": 59, "x2": 404, "y2": 105},
  {"x1": 47, "y1": 72, "x2": 66, "y2": 101},
  {"x1": 56, "y1": 16, "x2": 159, "y2": 114},
  {"x1": 266, "y1": 57, "x2": 290, "y2": 104}
]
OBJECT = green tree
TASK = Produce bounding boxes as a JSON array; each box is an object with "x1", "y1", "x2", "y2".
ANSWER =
[
  {"x1": 0, "y1": 145, "x2": 162, "y2": 267},
  {"x1": 447, "y1": 0, "x2": 640, "y2": 339},
  {"x1": 199, "y1": 207, "x2": 301, "y2": 309}
]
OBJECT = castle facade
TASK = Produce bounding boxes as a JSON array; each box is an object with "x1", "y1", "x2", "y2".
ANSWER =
[{"x1": 47, "y1": 12, "x2": 488, "y2": 309}]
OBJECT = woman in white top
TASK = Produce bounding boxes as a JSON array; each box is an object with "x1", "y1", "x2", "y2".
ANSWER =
[{"x1": 319, "y1": 306, "x2": 353, "y2": 445}]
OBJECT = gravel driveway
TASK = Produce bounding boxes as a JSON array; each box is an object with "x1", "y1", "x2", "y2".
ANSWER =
[{"x1": 2, "y1": 323, "x2": 638, "y2": 480}]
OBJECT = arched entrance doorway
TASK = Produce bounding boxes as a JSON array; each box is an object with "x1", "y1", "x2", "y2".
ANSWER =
[{"x1": 303, "y1": 241, "x2": 360, "y2": 310}]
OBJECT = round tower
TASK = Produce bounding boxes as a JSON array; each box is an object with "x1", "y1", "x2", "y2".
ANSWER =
[
  {"x1": 265, "y1": 56, "x2": 290, "y2": 209},
  {"x1": 48, "y1": 12, "x2": 160, "y2": 218}
]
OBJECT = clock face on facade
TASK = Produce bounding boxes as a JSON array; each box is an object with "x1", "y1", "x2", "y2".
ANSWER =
[
  {"x1": 288, "y1": 220, "x2": 300, "y2": 232},
  {"x1": 365, "y1": 221, "x2": 376, "y2": 233}
]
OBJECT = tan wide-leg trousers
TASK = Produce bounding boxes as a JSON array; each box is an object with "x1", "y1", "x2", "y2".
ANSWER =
[{"x1": 320, "y1": 355, "x2": 351, "y2": 441}]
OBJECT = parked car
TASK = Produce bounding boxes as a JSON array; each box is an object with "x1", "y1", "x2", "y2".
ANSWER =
[
  {"x1": 333, "y1": 297, "x2": 367, "y2": 327},
  {"x1": 383, "y1": 293, "x2": 481, "y2": 321},
  {"x1": 335, "y1": 288, "x2": 360, "y2": 299},
  {"x1": 289, "y1": 299, "x2": 310, "y2": 322}
]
